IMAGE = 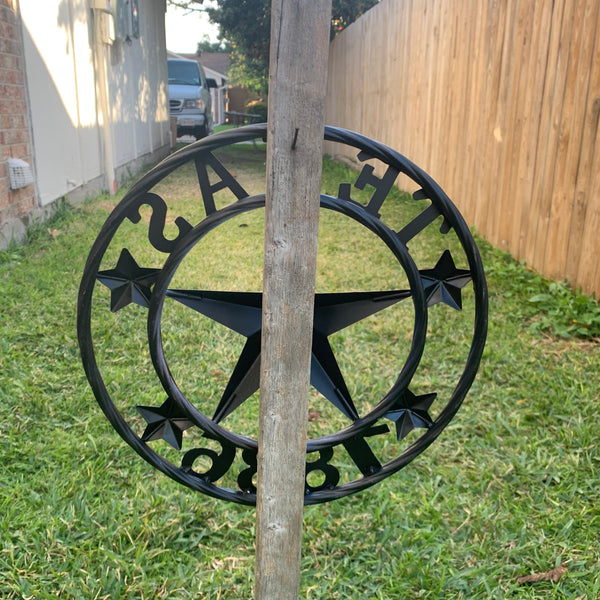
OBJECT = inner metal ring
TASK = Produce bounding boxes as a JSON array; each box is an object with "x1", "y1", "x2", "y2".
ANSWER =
[{"x1": 147, "y1": 193, "x2": 428, "y2": 452}]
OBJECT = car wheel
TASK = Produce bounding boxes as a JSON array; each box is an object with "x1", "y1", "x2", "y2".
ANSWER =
[{"x1": 194, "y1": 122, "x2": 208, "y2": 140}]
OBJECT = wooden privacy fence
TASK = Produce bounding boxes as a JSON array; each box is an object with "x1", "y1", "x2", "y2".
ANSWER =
[{"x1": 324, "y1": 0, "x2": 600, "y2": 297}]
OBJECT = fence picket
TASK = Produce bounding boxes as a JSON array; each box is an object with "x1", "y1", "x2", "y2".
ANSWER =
[{"x1": 326, "y1": 0, "x2": 600, "y2": 296}]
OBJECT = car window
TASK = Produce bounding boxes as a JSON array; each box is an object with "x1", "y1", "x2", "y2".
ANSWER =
[{"x1": 168, "y1": 61, "x2": 201, "y2": 86}]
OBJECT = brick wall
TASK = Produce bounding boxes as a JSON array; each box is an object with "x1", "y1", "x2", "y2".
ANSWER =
[{"x1": 0, "y1": 0, "x2": 36, "y2": 247}]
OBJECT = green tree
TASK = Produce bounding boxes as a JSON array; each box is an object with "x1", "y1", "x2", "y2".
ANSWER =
[
  {"x1": 196, "y1": 34, "x2": 232, "y2": 53},
  {"x1": 206, "y1": 0, "x2": 271, "y2": 93},
  {"x1": 168, "y1": 0, "x2": 378, "y2": 93}
]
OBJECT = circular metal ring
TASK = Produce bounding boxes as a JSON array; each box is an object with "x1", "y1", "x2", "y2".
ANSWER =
[
  {"x1": 77, "y1": 124, "x2": 488, "y2": 504},
  {"x1": 146, "y1": 193, "x2": 428, "y2": 452}
]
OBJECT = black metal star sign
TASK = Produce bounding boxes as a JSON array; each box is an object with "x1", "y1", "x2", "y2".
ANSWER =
[
  {"x1": 166, "y1": 288, "x2": 411, "y2": 423},
  {"x1": 78, "y1": 124, "x2": 488, "y2": 505}
]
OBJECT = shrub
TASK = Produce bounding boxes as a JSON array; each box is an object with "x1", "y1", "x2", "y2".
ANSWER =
[
  {"x1": 528, "y1": 281, "x2": 600, "y2": 338},
  {"x1": 246, "y1": 99, "x2": 268, "y2": 121}
]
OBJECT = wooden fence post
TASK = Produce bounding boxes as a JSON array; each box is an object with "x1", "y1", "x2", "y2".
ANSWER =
[{"x1": 255, "y1": 0, "x2": 332, "y2": 598}]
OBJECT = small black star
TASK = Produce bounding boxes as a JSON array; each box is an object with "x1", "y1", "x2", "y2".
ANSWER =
[
  {"x1": 384, "y1": 389, "x2": 436, "y2": 441},
  {"x1": 136, "y1": 397, "x2": 194, "y2": 450},
  {"x1": 419, "y1": 250, "x2": 472, "y2": 310},
  {"x1": 97, "y1": 248, "x2": 161, "y2": 312}
]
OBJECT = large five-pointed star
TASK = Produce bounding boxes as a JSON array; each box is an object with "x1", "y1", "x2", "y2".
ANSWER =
[
  {"x1": 97, "y1": 248, "x2": 161, "y2": 312},
  {"x1": 419, "y1": 249, "x2": 472, "y2": 310},
  {"x1": 165, "y1": 288, "x2": 411, "y2": 423}
]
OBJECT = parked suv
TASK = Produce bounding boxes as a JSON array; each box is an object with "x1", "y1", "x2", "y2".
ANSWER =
[{"x1": 168, "y1": 58, "x2": 217, "y2": 139}]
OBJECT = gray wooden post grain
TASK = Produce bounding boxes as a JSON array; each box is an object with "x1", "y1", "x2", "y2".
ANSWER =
[{"x1": 255, "y1": 0, "x2": 332, "y2": 598}]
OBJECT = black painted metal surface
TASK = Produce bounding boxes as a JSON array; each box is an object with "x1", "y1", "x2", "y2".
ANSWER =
[{"x1": 77, "y1": 125, "x2": 488, "y2": 505}]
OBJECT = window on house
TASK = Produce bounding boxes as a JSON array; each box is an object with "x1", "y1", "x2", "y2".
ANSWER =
[{"x1": 114, "y1": 0, "x2": 140, "y2": 41}]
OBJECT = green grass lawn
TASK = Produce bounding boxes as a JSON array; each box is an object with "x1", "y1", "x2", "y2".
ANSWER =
[{"x1": 0, "y1": 141, "x2": 599, "y2": 599}]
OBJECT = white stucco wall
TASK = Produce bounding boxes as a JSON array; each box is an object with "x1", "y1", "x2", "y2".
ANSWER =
[{"x1": 19, "y1": 0, "x2": 169, "y2": 207}]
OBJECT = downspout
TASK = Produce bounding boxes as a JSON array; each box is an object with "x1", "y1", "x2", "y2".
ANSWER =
[{"x1": 91, "y1": 3, "x2": 116, "y2": 195}]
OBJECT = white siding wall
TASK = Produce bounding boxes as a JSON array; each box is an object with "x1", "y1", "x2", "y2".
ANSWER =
[
  {"x1": 20, "y1": 0, "x2": 102, "y2": 205},
  {"x1": 20, "y1": 0, "x2": 169, "y2": 207},
  {"x1": 110, "y1": 0, "x2": 169, "y2": 169}
]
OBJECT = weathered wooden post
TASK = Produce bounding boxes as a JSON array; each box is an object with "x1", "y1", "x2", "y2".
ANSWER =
[{"x1": 255, "y1": 0, "x2": 332, "y2": 597}]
